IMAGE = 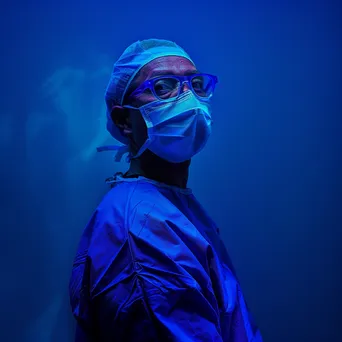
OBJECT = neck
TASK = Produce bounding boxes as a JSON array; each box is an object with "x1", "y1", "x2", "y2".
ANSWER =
[{"x1": 125, "y1": 150, "x2": 190, "y2": 189}]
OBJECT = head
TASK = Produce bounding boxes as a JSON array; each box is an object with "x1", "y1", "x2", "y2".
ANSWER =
[
  {"x1": 104, "y1": 39, "x2": 216, "y2": 164},
  {"x1": 111, "y1": 55, "x2": 198, "y2": 157}
]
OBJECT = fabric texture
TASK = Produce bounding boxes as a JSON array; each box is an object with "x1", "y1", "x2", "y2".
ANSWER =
[
  {"x1": 123, "y1": 90, "x2": 212, "y2": 162},
  {"x1": 69, "y1": 175, "x2": 263, "y2": 341}
]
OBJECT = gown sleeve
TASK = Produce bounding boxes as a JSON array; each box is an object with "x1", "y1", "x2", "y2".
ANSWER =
[
  {"x1": 69, "y1": 212, "x2": 97, "y2": 342},
  {"x1": 110, "y1": 276, "x2": 224, "y2": 342},
  {"x1": 69, "y1": 190, "x2": 224, "y2": 342}
]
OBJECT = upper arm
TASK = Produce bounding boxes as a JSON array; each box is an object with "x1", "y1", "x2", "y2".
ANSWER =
[
  {"x1": 112, "y1": 277, "x2": 223, "y2": 342},
  {"x1": 69, "y1": 246, "x2": 94, "y2": 339},
  {"x1": 69, "y1": 202, "x2": 126, "y2": 340},
  {"x1": 70, "y1": 189, "x2": 223, "y2": 341}
]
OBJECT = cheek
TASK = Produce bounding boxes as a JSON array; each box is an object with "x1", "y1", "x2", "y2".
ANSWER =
[
  {"x1": 134, "y1": 89, "x2": 157, "y2": 105},
  {"x1": 141, "y1": 93, "x2": 157, "y2": 103}
]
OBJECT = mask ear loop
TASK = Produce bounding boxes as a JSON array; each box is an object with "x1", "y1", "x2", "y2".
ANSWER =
[
  {"x1": 121, "y1": 103, "x2": 154, "y2": 162},
  {"x1": 97, "y1": 104, "x2": 136, "y2": 162}
]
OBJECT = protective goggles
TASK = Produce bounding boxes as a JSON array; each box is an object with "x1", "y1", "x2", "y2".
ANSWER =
[{"x1": 130, "y1": 73, "x2": 218, "y2": 101}]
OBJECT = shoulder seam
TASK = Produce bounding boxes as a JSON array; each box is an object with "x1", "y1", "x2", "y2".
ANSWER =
[{"x1": 122, "y1": 181, "x2": 141, "y2": 273}]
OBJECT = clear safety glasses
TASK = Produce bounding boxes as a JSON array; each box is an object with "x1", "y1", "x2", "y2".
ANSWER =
[{"x1": 130, "y1": 73, "x2": 218, "y2": 101}]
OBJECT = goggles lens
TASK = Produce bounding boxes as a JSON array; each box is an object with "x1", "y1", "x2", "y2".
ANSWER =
[{"x1": 153, "y1": 74, "x2": 215, "y2": 100}]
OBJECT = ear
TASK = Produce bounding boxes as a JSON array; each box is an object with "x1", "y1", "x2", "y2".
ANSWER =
[{"x1": 110, "y1": 105, "x2": 132, "y2": 135}]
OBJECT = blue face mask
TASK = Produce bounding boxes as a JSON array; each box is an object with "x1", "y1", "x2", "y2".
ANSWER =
[{"x1": 124, "y1": 91, "x2": 213, "y2": 163}]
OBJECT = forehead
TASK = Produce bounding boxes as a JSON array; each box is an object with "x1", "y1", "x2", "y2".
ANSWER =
[{"x1": 136, "y1": 56, "x2": 197, "y2": 84}]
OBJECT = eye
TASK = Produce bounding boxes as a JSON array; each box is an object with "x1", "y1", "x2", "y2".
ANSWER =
[
  {"x1": 154, "y1": 78, "x2": 180, "y2": 99},
  {"x1": 192, "y1": 75, "x2": 213, "y2": 97},
  {"x1": 192, "y1": 77, "x2": 204, "y2": 90},
  {"x1": 154, "y1": 80, "x2": 174, "y2": 94}
]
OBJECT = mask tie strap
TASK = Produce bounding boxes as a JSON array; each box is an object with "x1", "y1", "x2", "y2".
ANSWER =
[{"x1": 96, "y1": 144, "x2": 131, "y2": 162}]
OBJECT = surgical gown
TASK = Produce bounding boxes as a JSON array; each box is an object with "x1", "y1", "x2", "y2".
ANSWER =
[{"x1": 69, "y1": 174, "x2": 263, "y2": 342}]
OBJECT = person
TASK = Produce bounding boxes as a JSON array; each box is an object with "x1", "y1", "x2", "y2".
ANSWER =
[{"x1": 69, "y1": 38, "x2": 263, "y2": 342}]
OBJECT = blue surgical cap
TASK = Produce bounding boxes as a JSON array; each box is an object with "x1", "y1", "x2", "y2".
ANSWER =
[{"x1": 105, "y1": 39, "x2": 195, "y2": 144}]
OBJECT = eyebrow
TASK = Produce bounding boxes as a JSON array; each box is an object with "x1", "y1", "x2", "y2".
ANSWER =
[{"x1": 148, "y1": 69, "x2": 199, "y2": 79}]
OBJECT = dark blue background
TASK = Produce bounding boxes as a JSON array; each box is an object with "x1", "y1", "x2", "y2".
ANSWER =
[{"x1": 1, "y1": 1, "x2": 341, "y2": 341}]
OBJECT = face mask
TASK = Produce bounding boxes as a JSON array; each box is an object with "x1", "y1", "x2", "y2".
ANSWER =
[{"x1": 123, "y1": 91, "x2": 213, "y2": 163}]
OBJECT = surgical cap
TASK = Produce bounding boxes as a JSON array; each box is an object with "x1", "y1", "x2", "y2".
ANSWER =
[{"x1": 105, "y1": 39, "x2": 195, "y2": 145}]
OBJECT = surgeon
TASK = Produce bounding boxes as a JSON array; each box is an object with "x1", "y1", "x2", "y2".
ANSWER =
[{"x1": 69, "y1": 39, "x2": 263, "y2": 342}]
